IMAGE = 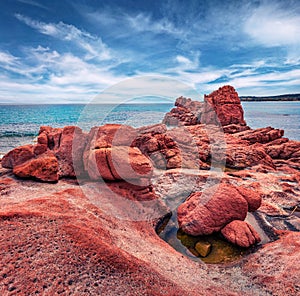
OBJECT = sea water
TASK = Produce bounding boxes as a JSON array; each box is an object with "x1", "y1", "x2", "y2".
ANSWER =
[{"x1": 0, "y1": 102, "x2": 299, "y2": 156}]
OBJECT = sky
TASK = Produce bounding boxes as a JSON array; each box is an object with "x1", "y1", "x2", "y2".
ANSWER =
[{"x1": 1, "y1": 0, "x2": 300, "y2": 103}]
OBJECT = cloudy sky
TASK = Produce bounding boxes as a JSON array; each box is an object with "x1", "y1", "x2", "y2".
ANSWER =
[{"x1": 1, "y1": 0, "x2": 300, "y2": 103}]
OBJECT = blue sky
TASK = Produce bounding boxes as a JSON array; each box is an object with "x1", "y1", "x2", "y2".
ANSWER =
[{"x1": 1, "y1": 0, "x2": 300, "y2": 103}]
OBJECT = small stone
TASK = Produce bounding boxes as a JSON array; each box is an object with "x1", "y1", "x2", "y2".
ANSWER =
[{"x1": 195, "y1": 241, "x2": 212, "y2": 257}]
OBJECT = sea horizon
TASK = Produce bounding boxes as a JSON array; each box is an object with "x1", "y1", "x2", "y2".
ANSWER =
[{"x1": 1, "y1": 101, "x2": 300, "y2": 157}]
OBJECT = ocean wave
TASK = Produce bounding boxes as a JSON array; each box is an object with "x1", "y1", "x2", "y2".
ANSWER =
[{"x1": 0, "y1": 131, "x2": 37, "y2": 138}]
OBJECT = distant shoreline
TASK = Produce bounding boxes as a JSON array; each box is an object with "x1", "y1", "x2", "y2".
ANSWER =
[{"x1": 240, "y1": 94, "x2": 300, "y2": 101}]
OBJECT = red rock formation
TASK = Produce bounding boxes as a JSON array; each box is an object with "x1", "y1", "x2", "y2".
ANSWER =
[
  {"x1": 235, "y1": 126, "x2": 284, "y2": 144},
  {"x1": 201, "y1": 85, "x2": 247, "y2": 127},
  {"x1": 2, "y1": 145, "x2": 35, "y2": 168},
  {"x1": 13, "y1": 152, "x2": 59, "y2": 182},
  {"x1": 177, "y1": 183, "x2": 249, "y2": 236},
  {"x1": 265, "y1": 140, "x2": 300, "y2": 159},
  {"x1": 242, "y1": 231, "x2": 300, "y2": 295},
  {"x1": 162, "y1": 96, "x2": 203, "y2": 126},
  {"x1": 221, "y1": 220, "x2": 261, "y2": 247},
  {"x1": 84, "y1": 124, "x2": 153, "y2": 181},
  {"x1": 133, "y1": 124, "x2": 182, "y2": 169},
  {"x1": 224, "y1": 135, "x2": 275, "y2": 169},
  {"x1": 87, "y1": 146, "x2": 153, "y2": 181},
  {"x1": 39, "y1": 126, "x2": 88, "y2": 177},
  {"x1": 235, "y1": 186, "x2": 262, "y2": 212}
]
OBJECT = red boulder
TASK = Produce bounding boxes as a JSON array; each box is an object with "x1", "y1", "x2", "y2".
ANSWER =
[
  {"x1": 177, "y1": 183, "x2": 248, "y2": 236},
  {"x1": 221, "y1": 220, "x2": 261, "y2": 247},
  {"x1": 201, "y1": 85, "x2": 247, "y2": 127},
  {"x1": 87, "y1": 146, "x2": 153, "y2": 181},
  {"x1": 13, "y1": 152, "x2": 59, "y2": 182},
  {"x1": 1, "y1": 145, "x2": 35, "y2": 169}
]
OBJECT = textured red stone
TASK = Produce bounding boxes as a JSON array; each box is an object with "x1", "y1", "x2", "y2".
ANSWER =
[
  {"x1": 242, "y1": 231, "x2": 300, "y2": 295},
  {"x1": 221, "y1": 220, "x2": 261, "y2": 247},
  {"x1": 235, "y1": 186, "x2": 262, "y2": 212},
  {"x1": 201, "y1": 85, "x2": 247, "y2": 127},
  {"x1": 87, "y1": 146, "x2": 153, "y2": 181},
  {"x1": 13, "y1": 152, "x2": 59, "y2": 182},
  {"x1": 162, "y1": 96, "x2": 203, "y2": 126},
  {"x1": 177, "y1": 183, "x2": 248, "y2": 236},
  {"x1": 0, "y1": 188, "x2": 189, "y2": 296},
  {"x1": 235, "y1": 127, "x2": 284, "y2": 144},
  {"x1": 1, "y1": 145, "x2": 35, "y2": 169}
]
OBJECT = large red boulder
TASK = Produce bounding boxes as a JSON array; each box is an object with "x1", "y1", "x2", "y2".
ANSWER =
[
  {"x1": 177, "y1": 183, "x2": 248, "y2": 236},
  {"x1": 235, "y1": 186, "x2": 262, "y2": 212},
  {"x1": 1, "y1": 145, "x2": 35, "y2": 169},
  {"x1": 87, "y1": 146, "x2": 153, "y2": 181},
  {"x1": 13, "y1": 152, "x2": 59, "y2": 182},
  {"x1": 221, "y1": 220, "x2": 261, "y2": 247},
  {"x1": 83, "y1": 124, "x2": 137, "y2": 170},
  {"x1": 39, "y1": 126, "x2": 88, "y2": 177},
  {"x1": 55, "y1": 126, "x2": 88, "y2": 177},
  {"x1": 201, "y1": 85, "x2": 247, "y2": 127}
]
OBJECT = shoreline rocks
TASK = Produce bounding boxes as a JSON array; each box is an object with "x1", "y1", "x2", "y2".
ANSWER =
[
  {"x1": 1, "y1": 84, "x2": 300, "y2": 294},
  {"x1": 177, "y1": 183, "x2": 261, "y2": 240}
]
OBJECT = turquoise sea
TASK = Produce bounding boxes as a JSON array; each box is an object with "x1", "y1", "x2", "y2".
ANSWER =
[{"x1": 0, "y1": 101, "x2": 299, "y2": 156}]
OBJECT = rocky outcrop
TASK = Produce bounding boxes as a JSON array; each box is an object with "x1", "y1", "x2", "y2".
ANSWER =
[
  {"x1": 265, "y1": 139, "x2": 300, "y2": 159},
  {"x1": 201, "y1": 85, "x2": 247, "y2": 127},
  {"x1": 2, "y1": 144, "x2": 40, "y2": 168},
  {"x1": 13, "y1": 152, "x2": 59, "y2": 182},
  {"x1": 84, "y1": 124, "x2": 153, "y2": 181},
  {"x1": 1, "y1": 83, "x2": 300, "y2": 295},
  {"x1": 162, "y1": 96, "x2": 203, "y2": 126},
  {"x1": 221, "y1": 220, "x2": 261, "y2": 247},
  {"x1": 177, "y1": 183, "x2": 255, "y2": 236},
  {"x1": 2, "y1": 124, "x2": 153, "y2": 183},
  {"x1": 235, "y1": 126, "x2": 284, "y2": 144},
  {"x1": 38, "y1": 126, "x2": 88, "y2": 177}
]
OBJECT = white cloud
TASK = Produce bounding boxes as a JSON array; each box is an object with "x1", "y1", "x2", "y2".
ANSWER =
[
  {"x1": 0, "y1": 51, "x2": 19, "y2": 65},
  {"x1": 125, "y1": 13, "x2": 183, "y2": 36},
  {"x1": 15, "y1": 14, "x2": 112, "y2": 61},
  {"x1": 175, "y1": 52, "x2": 200, "y2": 71},
  {"x1": 0, "y1": 46, "x2": 125, "y2": 104},
  {"x1": 244, "y1": 3, "x2": 300, "y2": 47}
]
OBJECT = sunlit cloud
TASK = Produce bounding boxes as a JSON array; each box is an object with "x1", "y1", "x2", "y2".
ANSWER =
[
  {"x1": 244, "y1": 3, "x2": 300, "y2": 47},
  {"x1": 15, "y1": 14, "x2": 112, "y2": 61}
]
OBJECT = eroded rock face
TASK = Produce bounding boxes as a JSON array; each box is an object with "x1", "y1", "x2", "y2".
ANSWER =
[
  {"x1": 54, "y1": 126, "x2": 88, "y2": 177},
  {"x1": 242, "y1": 231, "x2": 300, "y2": 295},
  {"x1": 201, "y1": 85, "x2": 247, "y2": 127},
  {"x1": 235, "y1": 127, "x2": 284, "y2": 144},
  {"x1": 13, "y1": 152, "x2": 59, "y2": 182},
  {"x1": 221, "y1": 220, "x2": 261, "y2": 248},
  {"x1": 2, "y1": 145, "x2": 35, "y2": 169},
  {"x1": 177, "y1": 183, "x2": 249, "y2": 236},
  {"x1": 84, "y1": 124, "x2": 153, "y2": 181},
  {"x1": 162, "y1": 96, "x2": 203, "y2": 126},
  {"x1": 87, "y1": 146, "x2": 153, "y2": 181},
  {"x1": 235, "y1": 186, "x2": 262, "y2": 212}
]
